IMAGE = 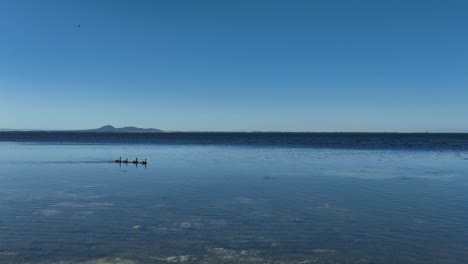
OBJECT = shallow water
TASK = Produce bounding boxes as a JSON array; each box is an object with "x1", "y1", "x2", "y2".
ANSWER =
[{"x1": 0, "y1": 141, "x2": 468, "y2": 264}]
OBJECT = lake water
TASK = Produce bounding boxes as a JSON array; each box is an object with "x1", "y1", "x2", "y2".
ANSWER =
[{"x1": 0, "y1": 133, "x2": 468, "y2": 264}]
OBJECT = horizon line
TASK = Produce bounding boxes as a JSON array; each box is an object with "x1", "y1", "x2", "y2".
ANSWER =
[{"x1": 1, "y1": 128, "x2": 467, "y2": 134}]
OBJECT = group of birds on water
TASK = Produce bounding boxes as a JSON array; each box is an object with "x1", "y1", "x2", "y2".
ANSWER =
[{"x1": 114, "y1": 157, "x2": 147, "y2": 165}]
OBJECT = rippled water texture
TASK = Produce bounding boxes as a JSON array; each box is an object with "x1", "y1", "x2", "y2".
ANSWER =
[{"x1": 0, "y1": 139, "x2": 468, "y2": 263}]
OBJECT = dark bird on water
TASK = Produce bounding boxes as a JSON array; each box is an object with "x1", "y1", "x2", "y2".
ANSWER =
[{"x1": 115, "y1": 157, "x2": 146, "y2": 165}]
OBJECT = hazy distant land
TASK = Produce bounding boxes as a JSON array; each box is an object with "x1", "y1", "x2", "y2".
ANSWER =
[
  {"x1": 81, "y1": 125, "x2": 163, "y2": 133},
  {"x1": 1, "y1": 126, "x2": 467, "y2": 133},
  {"x1": 0, "y1": 125, "x2": 163, "y2": 133}
]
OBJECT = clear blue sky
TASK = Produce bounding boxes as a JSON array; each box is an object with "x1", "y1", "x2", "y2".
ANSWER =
[{"x1": 1, "y1": 0, "x2": 467, "y2": 132}]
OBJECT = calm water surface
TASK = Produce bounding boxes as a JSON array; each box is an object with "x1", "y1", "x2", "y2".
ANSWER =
[{"x1": 1, "y1": 133, "x2": 468, "y2": 264}]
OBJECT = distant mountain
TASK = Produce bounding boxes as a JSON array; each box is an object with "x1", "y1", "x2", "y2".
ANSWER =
[{"x1": 85, "y1": 125, "x2": 163, "y2": 133}]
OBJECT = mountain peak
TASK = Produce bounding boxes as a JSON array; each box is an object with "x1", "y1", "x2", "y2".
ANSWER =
[
  {"x1": 99, "y1": 125, "x2": 116, "y2": 130},
  {"x1": 89, "y1": 125, "x2": 162, "y2": 133}
]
